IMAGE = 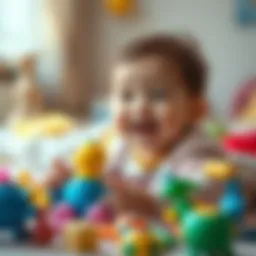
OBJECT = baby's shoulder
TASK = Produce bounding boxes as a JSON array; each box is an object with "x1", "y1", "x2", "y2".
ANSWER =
[{"x1": 173, "y1": 129, "x2": 224, "y2": 161}]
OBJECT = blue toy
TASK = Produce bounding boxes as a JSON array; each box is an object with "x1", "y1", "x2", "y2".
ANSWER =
[
  {"x1": 0, "y1": 173, "x2": 33, "y2": 241},
  {"x1": 204, "y1": 160, "x2": 246, "y2": 223},
  {"x1": 220, "y1": 178, "x2": 246, "y2": 222},
  {"x1": 62, "y1": 141, "x2": 106, "y2": 217},
  {"x1": 64, "y1": 179, "x2": 105, "y2": 216}
]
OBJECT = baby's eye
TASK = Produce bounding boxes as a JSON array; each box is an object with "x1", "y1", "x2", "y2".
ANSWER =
[
  {"x1": 120, "y1": 90, "x2": 134, "y2": 103},
  {"x1": 148, "y1": 88, "x2": 168, "y2": 101}
]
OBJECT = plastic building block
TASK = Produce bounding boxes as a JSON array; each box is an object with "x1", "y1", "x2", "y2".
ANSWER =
[{"x1": 63, "y1": 220, "x2": 98, "y2": 253}]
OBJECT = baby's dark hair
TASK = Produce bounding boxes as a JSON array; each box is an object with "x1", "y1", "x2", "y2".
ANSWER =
[{"x1": 118, "y1": 34, "x2": 208, "y2": 96}]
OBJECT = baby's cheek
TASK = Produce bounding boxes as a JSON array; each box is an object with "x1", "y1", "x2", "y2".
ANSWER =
[{"x1": 113, "y1": 111, "x2": 130, "y2": 134}]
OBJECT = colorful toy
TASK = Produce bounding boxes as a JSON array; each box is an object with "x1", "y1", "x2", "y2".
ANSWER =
[
  {"x1": 205, "y1": 160, "x2": 246, "y2": 222},
  {"x1": 32, "y1": 209, "x2": 53, "y2": 246},
  {"x1": 97, "y1": 224, "x2": 119, "y2": 241},
  {"x1": 224, "y1": 130, "x2": 256, "y2": 157},
  {"x1": 30, "y1": 184, "x2": 51, "y2": 210},
  {"x1": 231, "y1": 77, "x2": 256, "y2": 123},
  {"x1": 16, "y1": 170, "x2": 34, "y2": 190},
  {"x1": 62, "y1": 141, "x2": 106, "y2": 216},
  {"x1": 87, "y1": 201, "x2": 115, "y2": 224},
  {"x1": 120, "y1": 229, "x2": 161, "y2": 256},
  {"x1": 161, "y1": 175, "x2": 235, "y2": 256},
  {"x1": 118, "y1": 215, "x2": 176, "y2": 256},
  {"x1": 49, "y1": 203, "x2": 76, "y2": 233},
  {"x1": 0, "y1": 168, "x2": 11, "y2": 182},
  {"x1": 0, "y1": 170, "x2": 32, "y2": 240},
  {"x1": 62, "y1": 220, "x2": 98, "y2": 253},
  {"x1": 105, "y1": 0, "x2": 134, "y2": 16}
]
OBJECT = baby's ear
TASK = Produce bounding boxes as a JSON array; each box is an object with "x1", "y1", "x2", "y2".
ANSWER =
[{"x1": 192, "y1": 97, "x2": 208, "y2": 123}]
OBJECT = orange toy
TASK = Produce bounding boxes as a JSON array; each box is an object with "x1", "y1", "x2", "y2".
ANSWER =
[
  {"x1": 97, "y1": 224, "x2": 119, "y2": 241},
  {"x1": 105, "y1": 0, "x2": 134, "y2": 16}
]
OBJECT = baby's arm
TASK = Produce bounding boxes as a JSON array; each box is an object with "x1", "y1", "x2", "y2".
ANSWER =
[{"x1": 105, "y1": 172, "x2": 161, "y2": 218}]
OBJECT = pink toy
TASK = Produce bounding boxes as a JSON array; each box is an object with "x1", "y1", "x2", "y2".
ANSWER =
[
  {"x1": 87, "y1": 202, "x2": 115, "y2": 224},
  {"x1": 232, "y1": 77, "x2": 256, "y2": 117},
  {"x1": 0, "y1": 168, "x2": 11, "y2": 183},
  {"x1": 49, "y1": 203, "x2": 76, "y2": 233}
]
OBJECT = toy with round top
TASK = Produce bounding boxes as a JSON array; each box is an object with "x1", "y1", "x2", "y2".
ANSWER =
[
  {"x1": 120, "y1": 229, "x2": 161, "y2": 256},
  {"x1": 63, "y1": 220, "x2": 98, "y2": 253},
  {"x1": 118, "y1": 214, "x2": 176, "y2": 255},
  {"x1": 204, "y1": 160, "x2": 246, "y2": 222},
  {"x1": 0, "y1": 169, "x2": 33, "y2": 240},
  {"x1": 62, "y1": 141, "x2": 106, "y2": 216},
  {"x1": 161, "y1": 175, "x2": 235, "y2": 256}
]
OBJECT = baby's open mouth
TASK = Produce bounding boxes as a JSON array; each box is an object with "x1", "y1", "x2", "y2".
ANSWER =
[{"x1": 131, "y1": 119, "x2": 158, "y2": 135}]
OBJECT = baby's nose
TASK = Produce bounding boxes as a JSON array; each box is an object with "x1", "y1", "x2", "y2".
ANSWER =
[{"x1": 132, "y1": 97, "x2": 151, "y2": 116}]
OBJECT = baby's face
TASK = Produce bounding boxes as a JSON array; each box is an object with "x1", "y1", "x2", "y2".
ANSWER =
[{"x1": 111, "y1": 57, "x2": 201, "y2": 152}]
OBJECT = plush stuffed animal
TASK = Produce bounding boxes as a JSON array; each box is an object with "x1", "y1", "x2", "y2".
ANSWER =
[{"x1": 8, "y1": 55, "x2": 44, "y2": 125}]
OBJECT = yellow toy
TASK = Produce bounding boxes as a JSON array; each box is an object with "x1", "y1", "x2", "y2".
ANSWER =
[
  {"x1": 13, "y1": 113, "x2": 75, "y2": 138},
  {"x1": 73, "y1": 141, "x2": 106, "y2": 179},
  {"x1": 120, "y1": 229, "x2": 160, "y2": 256},
  {"x1": 204, "y1": 160, "x2": 237, "y2": 181},
  {"x1": 62, "y1": 141, "x2": 106, "y2": 216},
  {"x1": 105, "y1": 0, "x2": 134, "y2": 16},
  {"x1": 16, "y1": 170, "x2": 50, "y2": 210},
  {"x1": 30, "y1": 184, "x2": 51, "y2": 210},
  {"x1": 16, "y1": 170, "x2": 34, "y2": 190},
  {"x1": 63, "y1": 220, "x2": 98, "y2": 253}
]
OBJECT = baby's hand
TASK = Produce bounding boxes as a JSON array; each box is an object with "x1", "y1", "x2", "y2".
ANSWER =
[{"x1": 104, "y1": 172, "x2": 160, "y2": 217}]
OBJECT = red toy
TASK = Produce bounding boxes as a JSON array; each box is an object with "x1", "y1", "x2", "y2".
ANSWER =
[
  {"x1": 33, "y1": 210, "x2": 53, "y2": 246},
  {"x1": 224, "y1": 130, "x2": 256, "y2": 157}
]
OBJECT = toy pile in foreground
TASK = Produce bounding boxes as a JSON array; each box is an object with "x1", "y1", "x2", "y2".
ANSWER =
[
  {"x1": 0, "y1": 141, "x2": 247, "y2": 255},
  {"x1": 161, "y1": 160, "x2": 246, "y2": 256}
]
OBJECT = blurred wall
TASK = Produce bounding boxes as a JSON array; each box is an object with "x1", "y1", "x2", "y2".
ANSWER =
[{"x1": 92, "y1": 0, "x2": 256, "y2": 118}]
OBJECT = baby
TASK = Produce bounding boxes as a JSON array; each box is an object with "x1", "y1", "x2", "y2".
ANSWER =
[{"x1": 104, "y1": 35, "x2": 224, "y2": 216}]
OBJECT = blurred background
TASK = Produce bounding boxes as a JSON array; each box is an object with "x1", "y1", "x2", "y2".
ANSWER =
[
  {"x1": 0, "y1": 0, "x2": 255, "y2": 254},
  {"x1": 0, "y1": 0, "x2": 255, "y2": 120},
  {"x1": 0, "y1": 0, "x2": 255, "y2": 180}
]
